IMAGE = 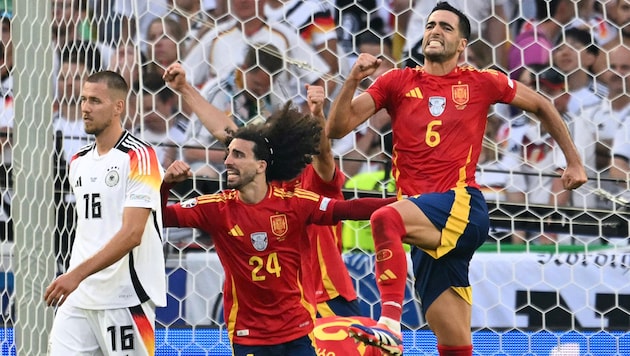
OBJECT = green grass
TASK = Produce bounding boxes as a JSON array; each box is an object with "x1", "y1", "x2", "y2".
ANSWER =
[{"x1": 478, "y1": 242, "x2": 614, "y2": 253}]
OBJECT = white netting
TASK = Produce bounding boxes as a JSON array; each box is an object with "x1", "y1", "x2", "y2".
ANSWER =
[{"x1": 4, "y1": 0, "x2": 630, "y2": 355}]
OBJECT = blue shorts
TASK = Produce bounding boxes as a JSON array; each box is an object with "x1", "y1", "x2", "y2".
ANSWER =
[
  {"x1": 408, "y1": 187, "x2": 489, "y2": 315},
  {"x1": 316, "y1": 296, "x2": 361, "y2": 318},
  {"x1": 232, "y1": 334, "x2": 316, "y2": 356}
]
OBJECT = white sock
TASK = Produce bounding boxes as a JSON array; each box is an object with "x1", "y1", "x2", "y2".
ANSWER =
[{"x1": 377, "y1": 316, "x2": 401, "y2": 334}]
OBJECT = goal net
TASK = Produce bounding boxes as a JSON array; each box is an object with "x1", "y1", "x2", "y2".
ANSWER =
[{"x1": 3, "y1": 0, "x2": 630, "y2": 355}]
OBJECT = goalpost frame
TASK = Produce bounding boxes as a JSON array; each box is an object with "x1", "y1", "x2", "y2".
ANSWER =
[{"x1": 12, "y1": 1, "x2": 56, "y2": 355}]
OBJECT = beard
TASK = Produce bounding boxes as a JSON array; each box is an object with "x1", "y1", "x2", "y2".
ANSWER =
[
  {"x1": 226, "y1": 168, "x2": 256, "y2": 190},
  {"x1": 423, "y1": 49, "x2": 452, "y2": 63}
]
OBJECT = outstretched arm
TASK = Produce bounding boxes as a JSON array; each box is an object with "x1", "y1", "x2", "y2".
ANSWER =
[
  {"x1": 510, "y1": 83, "x2": 587, "y2": 191},
  {"x1": 326, "y1": 53, "x2": 381, "y2": 139},
  {"x1": 331, "y1": 197, "x2": 397, "y2": 222},
  {"x1": 163, "y1": 63, "x2": 237, "y2": 143}
]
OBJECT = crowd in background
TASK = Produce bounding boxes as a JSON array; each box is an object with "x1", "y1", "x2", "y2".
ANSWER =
[{"x1": 0, "y1": 0, "x2": 629, "y2": 257}]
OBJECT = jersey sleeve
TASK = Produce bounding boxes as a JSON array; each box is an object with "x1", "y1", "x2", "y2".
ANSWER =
[
  {"x1": 125, "y1": 146, "x2": 164, "y2": 210},
  {"x1": 166, "y1": 195, "x2": 220, "y2": 234},
  {"x1": 479, "y1": 68, "x2": 518, "y2": 104},
  {"x1": 293, "y1": 188, "x2": 338, "y2": 226},
  {"x1": 365, "y1": 67, "x2": 401, "y2": 112},
  {"x1": 300, "y1": 164, "x2": 345, "y2": 199}
]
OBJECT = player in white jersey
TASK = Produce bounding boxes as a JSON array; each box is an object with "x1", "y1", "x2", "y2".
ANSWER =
[{"x1": 45, "y1": 70, "x2": 166, "y2": 356}]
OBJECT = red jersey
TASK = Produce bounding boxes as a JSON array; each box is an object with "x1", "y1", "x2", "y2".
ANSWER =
[
  {"x1": 366, "y1": 66, "x2": 517, "y2": 195},
  {"x1": 164, "y1": 185, "x2": 340, "y2": 346},
  {"x1": 286, "y1": 165, "x2": 357, "y2": 304},
  {"x1": 314, "y1": 316, "x2": 383, "y2": 356}
]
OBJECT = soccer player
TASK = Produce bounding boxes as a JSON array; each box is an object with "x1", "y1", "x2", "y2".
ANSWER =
[
  {"x1": 277, "y1": 84, "x2": 360, "y2": 317},
  {"x1": 160, "y1": 103, "x2": 396, "y2": 356},
  {"x1": 325, "y1": 2, "x2": 588, "y2": 356},
  {"x1": 44, "y1": 70, "x2": 166, "y2": 356},
  {"x1": 163, "y1": 62, "x2": 361, "y2": 317}
]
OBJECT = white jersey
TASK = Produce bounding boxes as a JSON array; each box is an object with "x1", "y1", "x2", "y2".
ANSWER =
[
  {"x1": 66, "y1": 131, "x2": 166, "y2": 309},
  {"x1": 182, "y1": 18, "x2": 330, "y2": 93}
]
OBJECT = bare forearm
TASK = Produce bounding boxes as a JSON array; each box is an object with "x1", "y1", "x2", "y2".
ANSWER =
[
  {"x1": 179, "y1": 84, "x2": 236, "y2": 143},
  {"x1": 71, "y1": 229, "x2": 142, "y2": 282},
  {"x1": 327, "y1": 78, "x2": 362, "y2": 138}
]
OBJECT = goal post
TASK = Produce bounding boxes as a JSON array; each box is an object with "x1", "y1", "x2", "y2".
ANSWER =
[{"x1": 12, "y1": 0, "x2": 56, "y2": 355}]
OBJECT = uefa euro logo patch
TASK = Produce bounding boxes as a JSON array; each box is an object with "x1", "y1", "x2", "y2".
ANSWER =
[
  {"x1": 428, "y1": 96, "x2": 446, "y2": 117},
  {"x1": 250, "y1": 232, "x2": 268, "y2": 251}
]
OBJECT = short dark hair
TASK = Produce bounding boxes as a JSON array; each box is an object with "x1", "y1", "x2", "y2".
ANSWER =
[
  {"x1": 561, "y1": 27, "x2": 599, "y2": 57},
  {"x1": 242, "y1": 43, "x2": 284, "y2": 75},
  {"x1": 140, "y1": 71, "x2": 174, "y2": 103},
  {"x1": 226, "y1": 102, "x2": 321, "y2": 182},
  {"x1": 357, "y1": 31, "x2": 392, "y2": 51},
  {"x1": 430, "y1": 1, "x2": 471, "y2": 42},
  {"x1": 86, "y1": 70, "x2": 129, "y2": 95},
  {"x1": 60, "y1": 40, "x2": 103, "y2": 73}
]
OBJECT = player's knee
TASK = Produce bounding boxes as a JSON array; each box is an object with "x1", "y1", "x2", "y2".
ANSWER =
[{"x1": 370, "y1": 206, "x2": 405, "y2": 237}]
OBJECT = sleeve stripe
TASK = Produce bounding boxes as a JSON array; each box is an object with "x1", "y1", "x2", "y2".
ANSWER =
[{"x1": 121, "y1": 135, "x2": 154, "y2": 176}]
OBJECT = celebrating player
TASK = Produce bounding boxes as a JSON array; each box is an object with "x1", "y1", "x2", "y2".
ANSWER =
[
  {"x1": 160, "y1": 103, "x2": 396, "y2": 356},
  {"x1": 326, "y1": 2, "x2": 587, "y2": 355}
]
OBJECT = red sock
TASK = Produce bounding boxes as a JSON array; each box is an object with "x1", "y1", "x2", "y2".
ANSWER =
[
  {"x1": 370, "y1": 206, "x2": 407, "y2": 323},
  {"x1": 438, "y1": 344, "x2": 473, "y2": 356}
]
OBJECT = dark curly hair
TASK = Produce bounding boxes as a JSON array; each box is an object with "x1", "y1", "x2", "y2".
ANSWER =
[{"x1": 226, "y1": 102, "x2": 321, "y2": 182}]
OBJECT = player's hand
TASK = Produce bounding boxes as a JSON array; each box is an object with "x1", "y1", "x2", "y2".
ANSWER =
[
  {"x1": 350, "y1": 53, "x2": 382, "y2": 81},
  {"x1": 163, "y1": 63, "x2": 188, "y2": 92},
  {"x1": 561, "y1": 163, "x2": 587, "y2": 190},
  {"x1": 44, "y1": 271, "x2": 82, "y2": 307},
  {"x1": 306, "y1": 84, "x2": 325, "y2": 117},
  {"x1": 164, "y1": 160, "x2": 192, "y2": 184}
]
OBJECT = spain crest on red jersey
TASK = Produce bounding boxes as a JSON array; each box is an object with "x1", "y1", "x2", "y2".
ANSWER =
[
  {"x1": 452, "y1": 84, "x2": 469, "y2": 110},
  {"x1": 270, "y1": 214, "x2": 288, "y2": 238}
]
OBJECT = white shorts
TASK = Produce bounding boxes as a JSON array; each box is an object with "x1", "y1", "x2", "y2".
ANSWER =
[{"x1": 49, "y1": 301, "x2": 156, "y2": 356}]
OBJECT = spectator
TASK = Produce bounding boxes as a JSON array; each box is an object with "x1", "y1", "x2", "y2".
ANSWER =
[
  {"x1": 136, "y1": 72, "x2": 188, "y2": 168},
  {"x1": 334, "y1": 0, "x2": 389, "y2": 62},
  {"x1": 553, "y1": 27, "x2": 601, "y2": 116},
  {"x1": 591, "y1": 0, "x2": 630, "y2": 86},
  {"x1": 111, "y1": 0, "x2": 169, "y2": 45},
  {"x1": 107, "y1": 41, "x2": 147, "y2": 131},
  {"x1": 508, "y1": 0, "x2": 577, "y2": 79},
  {"x1": 502, "y1": 67, "x2": 569, "y2": 244},
  {"x1": 265, "y1": 0, "x2": 342, "y2": 83},
  {"x1": 608, "y1": 45, "x2": 630, "y2": 203},
  {"x1": 52, "y1": 0, "x2": 93, "y2": 45},
  {"x1": 144, "y1": 16, "x2": 187, "y2": 76},
  {"x1": 170, "y1": 0, "x2": 221, "y2": 52},
  {"x1": 0, "y1": 10, "x2": 12, "y2": 241},
  {"x1": 51, "y1": 0, "x2": 112, "y2": 72},
  {"x1": 182, "y1": 0, "x2": 329, "y2": 105},
  {"x1": 182, "y1": 43, "x2": 285, "y2": 180}
]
